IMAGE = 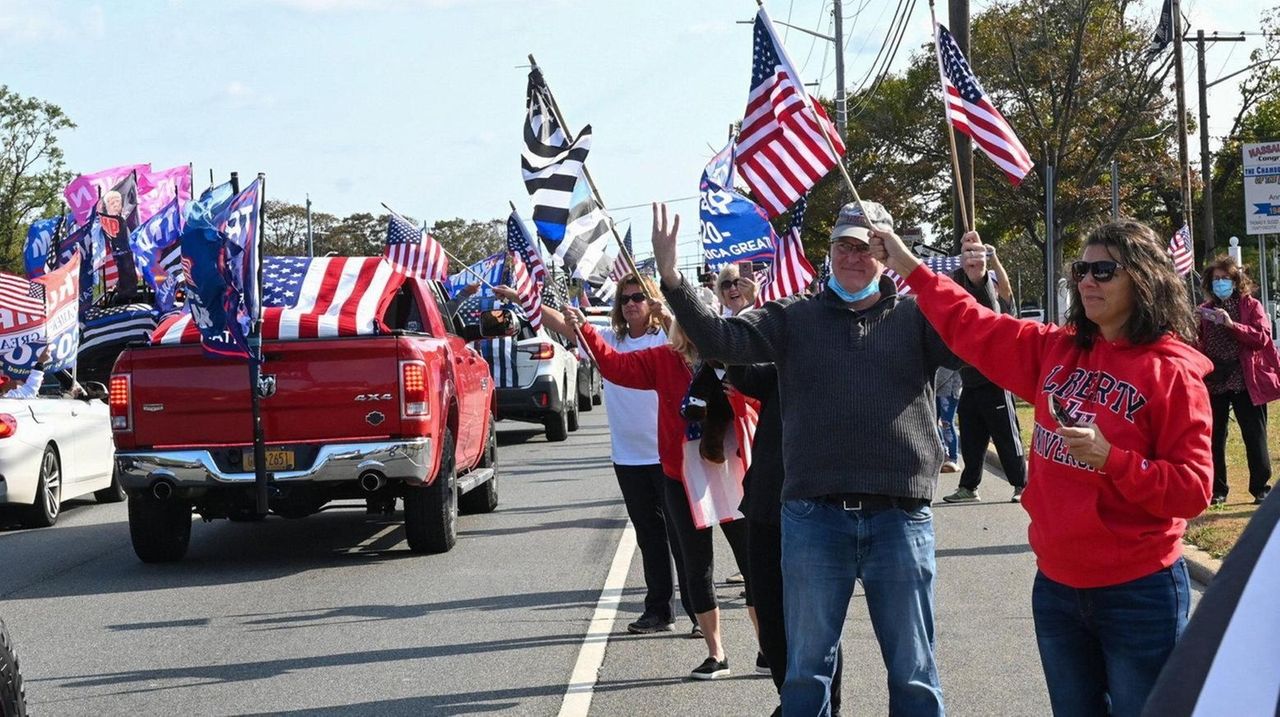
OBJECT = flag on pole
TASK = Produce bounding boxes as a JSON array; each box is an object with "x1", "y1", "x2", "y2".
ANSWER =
[
  {"x1": 1143, "y1": 0, "x2": 1175, "y2": 61},
  {"x1": 701, "y1": 137, "x2": 778, "y2": 271},
  {"x1": 35, "y1": 252, "x2": 80, "y2": 371},
  {"x1": 756, "y1": 197, "x2": 816, "y2": 304},
  {"x1": 507, "y1": 212, "x2": 546, "y2": 331},
  {"x1": 129, "y1": 198, "x2": 183, "y2": 292},
  {"x1": 935, "y1": 23, "x2": 1035, "y2": 185},
  {"x1": 63, "y1": 163, "x2": 150, "y2": 225},
  {"x1": 1169, "y1": 223, "x2": 1194, "y2": 276},
  {"x1": 522, "y1": 70, "x2": 593, "y2": 244},
  {"x1": 0, "y1": 270, "x2": 48, "y2": 381},
  {"x1": 444, "y1": 251, "x2": 505, "y2": 298},
  {"x1": 737, "y1": 8, "x2": 846, "y2": 218},
  {"x1": 609, "y1": 227, "x2": 634, "y2": 281},
  {"x1": 137, "y1": 165, "x2": 193, "y2": 224},
  {"x1": 885, "y1": 255, "x2": 965, "y2": 295},
  {"x1": 385, "y1": 214, "x2": 448, "y2": 281},
  {"x1": 24, "y1": 214, "x2": 72, "y2": 279}
]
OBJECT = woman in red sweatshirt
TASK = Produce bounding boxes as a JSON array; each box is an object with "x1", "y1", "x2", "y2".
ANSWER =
[
  {"x1": 871, "y1": 221, "x2": 1211, "y2": 717},
  {"x1": 565, "y1": 306, "x2": 755, "y2": 682}
]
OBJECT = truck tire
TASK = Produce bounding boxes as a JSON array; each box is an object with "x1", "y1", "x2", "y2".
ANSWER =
[
  {"x1": 544, "y1": 401, "x2": 568, "y2": 442},
  {"x1": 459, "y1": 417, "x2": 498, "y2": 515},
  {"x1": 94, "y1": 467, "x2": 127, "y2": 504},
  {"x1": 404, "y1": 428, "x2": 457, "y2": 554},
  {"x1": 0, "y1": 619, "x2": 26, "y2": 717},
  {"x1": 128, "y1": 495, "x2": 192, "y2": 563},
  {"x1": 22, "y1": 446, "x2": 61, "y2": 528}
]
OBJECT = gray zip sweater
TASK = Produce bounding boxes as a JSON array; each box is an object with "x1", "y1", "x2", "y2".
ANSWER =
[{"x1": 664, "y1": 274, "x2": 968, "y2": 501}]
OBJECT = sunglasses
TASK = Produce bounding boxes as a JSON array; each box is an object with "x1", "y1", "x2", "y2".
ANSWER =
[
  {"x1": 719, "y1": 278, "x2": 745, "y2": 291},
  {"x1": 619, "y1": 292, "x2": 648, "y2": 304},
  {"x1": 1070, "y1": 260, "x2": 1124, "y2": 283}
]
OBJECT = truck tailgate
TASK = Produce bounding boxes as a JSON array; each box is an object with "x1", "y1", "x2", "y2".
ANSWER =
[{"x1": 124, "y1": 337, "x2": 405, "y2": 447}]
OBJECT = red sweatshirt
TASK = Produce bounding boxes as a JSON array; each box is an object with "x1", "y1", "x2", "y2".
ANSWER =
[
  {"x1": 579, "y1": 323, "x2": 693, "y2": 482},
  {"x1": 906, "y1": 266, "x2": 1213, "y2": 588}
]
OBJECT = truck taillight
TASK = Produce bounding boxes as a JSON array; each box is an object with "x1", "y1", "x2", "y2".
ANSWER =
[
  {"x1": 400, "y1": 361, "x2": 428, "y2": 418},
  {"x1": 109, "y1": 374, "x2": 132, "y2": 431},
  {"x1": 0, "y1": 414, "x2": 17, "y2": 439},
  {"x1": 520, "y1": 342, "x2": 555, "y2": 360}
]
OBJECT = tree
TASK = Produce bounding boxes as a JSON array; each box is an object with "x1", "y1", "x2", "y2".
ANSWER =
[
  {"x1": 0, "y1": 86, "x2": 74, "y2": 272},
  {"x1": 430, "y1": 217, "x2": 505, "y2": 266}
]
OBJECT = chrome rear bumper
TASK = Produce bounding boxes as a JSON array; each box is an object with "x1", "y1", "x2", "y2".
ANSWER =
[{"x1": 116, "y1": 439, "x2": 432, "y2": 490}]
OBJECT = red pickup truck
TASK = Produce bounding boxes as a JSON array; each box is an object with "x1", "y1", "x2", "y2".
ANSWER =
[{"x1": 111, "y1": 269, "x2": 501, "y2": 562}]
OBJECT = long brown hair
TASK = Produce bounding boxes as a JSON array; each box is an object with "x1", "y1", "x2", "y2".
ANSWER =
[
  {"x1": 609, "y1": 273, "x2": 664, "y2": 339},
  {"x1": 1201, "y1": 254, "x2": 1256, "y2": 301},
  {"x1": 1065, "y1": 220, "x2": 1197, "y2": 349}
]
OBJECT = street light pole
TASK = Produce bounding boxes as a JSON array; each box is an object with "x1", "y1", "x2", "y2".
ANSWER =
[
  {"x1": 1195, "y1": 30, "x2": 1247, "y2": 258},
  {"x1": 833, "y1": 0, "x2": 847, "y2": 133}
]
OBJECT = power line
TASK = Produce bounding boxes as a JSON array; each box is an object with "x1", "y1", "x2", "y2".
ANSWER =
[
  {"x1": 843, "y1": 0, "x2": 909, "y2": 102},
  {"x1": 845, "y1": 0, "x2": 918, "y2": 118}
]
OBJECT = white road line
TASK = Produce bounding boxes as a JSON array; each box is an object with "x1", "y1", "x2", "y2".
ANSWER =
[
  {"x1": 557, "y1": 522, "x2": 638, "y2": 717},
  {"x1": 346, "y1": 523, "x2": 401, "y2": 553}
]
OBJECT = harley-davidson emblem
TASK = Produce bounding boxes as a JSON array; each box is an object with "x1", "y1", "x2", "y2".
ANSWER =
[{"x1": 366, "y1": 411, "x2": 386, "y2": 426}]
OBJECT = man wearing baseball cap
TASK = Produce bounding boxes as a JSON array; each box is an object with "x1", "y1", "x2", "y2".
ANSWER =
[{"x1": 650, "y1": 200, "x2": 994, "y2": 716}]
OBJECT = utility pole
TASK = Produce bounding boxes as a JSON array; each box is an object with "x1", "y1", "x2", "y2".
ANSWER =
[
  {"x1": 1172, "y1": 0, "x2": 1194, "y2": 243},
  {"x1": 1111, "y1": 160, "x2": 1120, "y2": 220},
  {"x1": 949, "y1": 0, "x2": 973, "y2": 251},
  {"x1": 833, "y1": 0, "x2": 847, "y2": 133},
  {"x1": 1195, "y1": 30, "x2": 1246, "y2": 258}
]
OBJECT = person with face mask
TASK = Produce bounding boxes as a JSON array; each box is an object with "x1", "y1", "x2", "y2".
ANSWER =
[{"x1": 1196, "y1": 256, "x2": 1280, "y2": 505}]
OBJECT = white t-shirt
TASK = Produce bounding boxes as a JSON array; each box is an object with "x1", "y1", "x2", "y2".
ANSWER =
[{"x1": 599, "y1": 326, "x2": 667, "y2": 466}]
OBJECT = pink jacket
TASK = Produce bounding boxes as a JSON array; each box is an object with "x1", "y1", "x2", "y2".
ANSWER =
[{"x1": 1197, "y1": 293, "x2": 1280, "y2": 406}]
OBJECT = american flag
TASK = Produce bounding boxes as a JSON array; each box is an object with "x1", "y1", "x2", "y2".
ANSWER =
[
  {"x1": 385, "y1": 214, "x2": 448, "y2": 281},
  {"x1": 609, "y1": 227, "x2": 633, "y2": 282},
  {"x1": 886, "y1": 255, "x2": 965, "y2": 295},
  {"x1": 936, "y1": 23, "x2": 1034, "y2": 185},
  {"x1": 1169, "y1": 223, "x2": 1194, "y2": 276},
  {"x1": 152, "y1": 256, "x2": 403, "y2": 344},
  {"x1": 507, "y1": 213, "x2": 546, "y2": 331},
  {"x1": 0, "y1": 272, "x2": 46, "y2": 331},
  {"x1": 737, "y1": 9, "x2": 846, "y2": 218},
  {"x1": 457, "y1": 296, "x2": 521, "y2": 389},
  {"x1": 756, "y1": 197, "x2": 816, "y2": 305}
]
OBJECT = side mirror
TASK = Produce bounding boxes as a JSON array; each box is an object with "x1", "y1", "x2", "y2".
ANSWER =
[
  {"x1": 477, "y1": 309, "x2": 519, "y2": 339},
  {"x1": 82, "y1": 381, "x2": 108, "y2": 402}
]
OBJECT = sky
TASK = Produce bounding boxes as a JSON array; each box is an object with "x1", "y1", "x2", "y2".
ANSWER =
[{"x1": 0, "y1": 0, "x2": 1272, "y2": 260}]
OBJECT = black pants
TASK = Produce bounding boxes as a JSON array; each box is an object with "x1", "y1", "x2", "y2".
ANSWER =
[
  {"x1": 750, "y1": 518, "x2": 842, "y2": 712},
  {"x1": 662, "y1": 476, "x2": 751, "y2": 614},
  {"x1": 614, "y1": 463, "x2": 694, "y2": 623},
  {"x1": 959, "y1": 382, "x2": 1027, "y2": 490},
  {"x1": 1210, "y1": 391, "x2": 1272, "y2": 498}
]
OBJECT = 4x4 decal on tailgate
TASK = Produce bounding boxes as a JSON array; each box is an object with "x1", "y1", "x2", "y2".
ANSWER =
[{"x1": 355, "y1": 393, "x2": 392, "y2": 402}]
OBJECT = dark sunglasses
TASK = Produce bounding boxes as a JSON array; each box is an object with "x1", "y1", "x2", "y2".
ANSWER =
[
  {"x1": 719, "y1": 278, "x2": 744, "y2": 291},
  {"x1": 1070, "y1": 260, "x2": 1124, "y2": 283},
  {"x1": 619, "y1": 292, "x2": 648, "y2": 304}
]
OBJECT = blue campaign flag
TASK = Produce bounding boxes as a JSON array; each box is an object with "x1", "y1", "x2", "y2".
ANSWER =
[
  {"x1": 55, "y1": 218, "x2": 100, "y2": 316},
  {"x1": 699, "y1": 138, "x2": 777, "y2": 273},
  {"x1": 179, "y1": 180, "x2": 261, "y2": 360},
  {"x1": 129, "y1": 198, "x2": 182, "y2": 291},
  {"x1": 445, "y1": 250, "x2": 506, "y2": 298},
  {"x1": 24, "y1": 214, "x2": 72, "y2": 279}
]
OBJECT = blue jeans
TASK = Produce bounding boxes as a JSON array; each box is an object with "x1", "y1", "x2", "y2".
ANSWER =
[
  {"x1": 1032, "y1": 559, "x2": 1190, "y2": 717},
  {"x1": 936, "y1": 395, "x2": 959, "y2": 461},
  {"x1": 781, "y1": 498, "x2": 943, "y2": 717}
]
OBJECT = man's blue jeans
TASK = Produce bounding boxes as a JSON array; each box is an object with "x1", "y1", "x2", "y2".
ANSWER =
[
  {"x1": 780, "y1": 498, "x2": 944, "y2": 717},
  {"x1": 1032, "y1": 559, "x2": 1190, "y2": 717}
]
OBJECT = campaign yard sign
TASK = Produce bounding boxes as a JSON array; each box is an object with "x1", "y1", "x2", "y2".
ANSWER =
[{"x1": 1244, "y1": 141, "x2": 1280, "y2": 236}]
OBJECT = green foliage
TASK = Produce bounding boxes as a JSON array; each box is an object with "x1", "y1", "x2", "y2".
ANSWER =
[
  {"x1": 0, "y1": 85, "x2": 74, "y2": 272},
  {"x1": 429, "y1": 217, "x2": 505, "y2": 266}
]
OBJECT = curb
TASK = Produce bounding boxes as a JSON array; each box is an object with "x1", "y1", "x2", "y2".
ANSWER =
[{"x1": 980, "y1": 450, "x2": 1220, "y2": 585}]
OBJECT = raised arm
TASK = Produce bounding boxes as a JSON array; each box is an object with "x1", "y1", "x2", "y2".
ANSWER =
[
  {"x1": 568, "y1": 314, "x2": 661, "y2": 391},
  {"x1": 989, "y1": 247, "x2": 1015, "y2": 305},
  {"x1": 651, "y1": 203, "x2": 787, "y2": 364}
]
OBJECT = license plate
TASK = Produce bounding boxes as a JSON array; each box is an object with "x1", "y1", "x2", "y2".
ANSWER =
[{"x1": 243, "y1": 449, "x2": 295, "y2": 472}]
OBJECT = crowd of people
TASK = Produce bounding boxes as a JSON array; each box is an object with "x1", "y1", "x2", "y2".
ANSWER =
[{"x1": 502, "y1": 198, "x2": 1274, "y2": 716}]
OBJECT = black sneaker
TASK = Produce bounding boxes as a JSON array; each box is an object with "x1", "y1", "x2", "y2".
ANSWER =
[
  {"x1": 755, "y1": 652, "x2": 771, "y2": 675},
  {"x1": 1254, "y1": 486, "x2": 1272, "y2": 505},
  {"x1": 626, "y1": 613, "x2": 674, "y2": 634},
  {"x1": 1211, "y1": 494, "x2": 1228, "y2": 506},
  {"x1": 687, "y1": 623, "x2": 703, "y2": 639},
  {"x1": 690, "y1": 656, "x2": 730, "y2": 680}
]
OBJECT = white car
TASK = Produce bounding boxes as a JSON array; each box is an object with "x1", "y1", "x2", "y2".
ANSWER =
[{"x1": 0, "y1": 372, "x2": 122, "y2": 528}]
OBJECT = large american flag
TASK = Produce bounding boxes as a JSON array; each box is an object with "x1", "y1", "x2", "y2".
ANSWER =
[
  {"x1": 507, "y1": 213, "x2": 546, "y2": 331},
  {"x1": 886, "y1": 255, "x2": 965, "y2": 295},
  {"x1": 152, "y1": 256, "x2": 404, "y2": 344},
  {"x1": 385, "y1": 214, "x2": 448, "y2": 281},
  {"x1": 737, "y1": 8, "x2": 846, "y2": 219},
  {"x1": 756, "y1": 197, "x2": 816, "y2": 305},
  {"x1": 1169, "y1": 223, "x2": 1194, "y2": 276},
  {"x1": 936, "y1": 23, "x2": 1034, "y2": 185}
]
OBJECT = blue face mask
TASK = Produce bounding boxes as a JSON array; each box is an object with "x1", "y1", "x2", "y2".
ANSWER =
[
  {"x1": 828, "y1": 275, "x2": 880, "y2": 303},
  {"x1": 1212, "y1": 279, "x2": 1234, "y2": 300}
]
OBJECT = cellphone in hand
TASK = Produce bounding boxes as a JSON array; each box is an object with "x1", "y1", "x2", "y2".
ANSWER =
[
  {"x1": 1196, "y1": 306, "x2": 1222, "y2": 324},
  {"x1": 1050, "y1": 395, "x2": 1077, "y2": 428},
  {"x1": 737, "y1": 260, "x2": 755, "y2": 277}
]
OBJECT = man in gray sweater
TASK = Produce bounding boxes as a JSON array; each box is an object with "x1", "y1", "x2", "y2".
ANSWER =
[{"x1": 651, "y1": 201, "x2": 992, "y2": 716}]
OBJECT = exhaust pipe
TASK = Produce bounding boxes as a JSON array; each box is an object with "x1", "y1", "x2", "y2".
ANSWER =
[
  {"x1": 359, "y1": 471, "x2": 386, "y2": 493},
  {"x1": 151, "y1": 479, "x2": 174, "y2": 501}
]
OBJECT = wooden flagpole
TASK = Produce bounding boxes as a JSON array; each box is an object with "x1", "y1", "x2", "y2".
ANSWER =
[
  {"x1": 379, "y1": 202, "x2": 500, "y2": 291},
  {"x1": 525, "y1": 55, "x2": 648, "y2": 294},
  {"x1": 927, "y1": 0, "x2": 973, "y2": 234}
]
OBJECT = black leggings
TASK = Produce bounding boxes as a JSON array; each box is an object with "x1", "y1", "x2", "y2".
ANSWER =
[
  {"x1": 662, "y1": 476, "x2": 751, "y2": 614},
  {"x1": 959, "y1": 382, "x2": 1027, "y2": 490},
  {"x1": 613, "y1": 463, "x2": 695, "y2": 623},
  {"x1": 1210, "y1": 391, "x2": 1271, "y2": 498}
]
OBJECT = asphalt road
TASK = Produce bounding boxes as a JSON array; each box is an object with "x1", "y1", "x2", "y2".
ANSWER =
[{"x1": 0, "y1": 408, "x2": 1201, "y2": 716}]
